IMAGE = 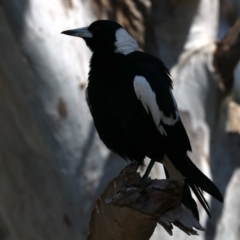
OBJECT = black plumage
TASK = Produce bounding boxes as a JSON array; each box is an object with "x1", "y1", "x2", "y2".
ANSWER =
[{"x1": 62, "y1": 20, "x2": 223, "y2": 220}]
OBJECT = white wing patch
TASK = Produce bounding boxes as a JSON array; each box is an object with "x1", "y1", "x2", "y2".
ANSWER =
[
  {"x1": 133, "y1": 76, "x2": 179, "y2": 136},
  {"x1": 114, "y1": 28, "x2": 138, "y2": 55},
  {"x1": 133, "y1": 76, "x2": 161, "y2": 126},
  {"x1": 161, "y1": 110, "x2": 179, "y2": 125}
]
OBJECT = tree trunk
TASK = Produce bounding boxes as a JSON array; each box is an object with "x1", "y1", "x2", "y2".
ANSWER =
[{"x1": 0, "y1": 1, "x2": 126, "y2": 239}]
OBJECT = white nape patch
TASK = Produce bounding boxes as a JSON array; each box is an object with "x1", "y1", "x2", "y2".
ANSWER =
[
  {"x1": 114, "y1": 28, "x2": 138, "y2": 55},
  {"x1": 162, "y1": 155, "x2": 183, "y2": 178}
]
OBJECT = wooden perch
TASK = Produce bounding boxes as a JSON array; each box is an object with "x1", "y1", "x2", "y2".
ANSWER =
[
  {"x1": 87, "y1": 162, "x2": 204, "y2": 240},
  {"x1": 214, "y1": 17, "x2": 240, "y2": 91}
]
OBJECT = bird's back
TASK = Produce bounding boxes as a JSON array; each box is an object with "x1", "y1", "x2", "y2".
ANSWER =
[{"x1": 87, "y1": 51, "x2": 190, "y2": 163}]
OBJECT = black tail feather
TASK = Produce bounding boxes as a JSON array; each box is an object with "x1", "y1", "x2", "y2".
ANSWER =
[
  {"x1": 182, "y1": 167, "x2": 211, "y2": 218},
  {"x1": 164, "y1": 166, "x2": 200, "y2": 220},
  {"x1": 165, "y1": 153, "x2": 223, "y2": 218},
  {"x1": 182, "y1": 183, "x2": 199, "y2": 220},
  {"x1": 185, "y1": 155, "x2": 223, "y2": 203}
]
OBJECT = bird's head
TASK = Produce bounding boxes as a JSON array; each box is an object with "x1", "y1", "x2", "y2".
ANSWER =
[{"x1": 62, "y1": 20, "x2": 138, "y2": 55}]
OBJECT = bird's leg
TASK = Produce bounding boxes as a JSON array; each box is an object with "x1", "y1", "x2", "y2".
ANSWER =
[{"x1": 141, "y1": 158, "x2": 156, "y2": 181}]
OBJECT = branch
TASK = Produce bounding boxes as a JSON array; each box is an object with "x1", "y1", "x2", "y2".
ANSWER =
[
  {"x1": 214, "y1": 17, "x2": 240, "y2": 91},
  {"x1": 87, "y1": 162, "x2": 204, "y2": 240}
]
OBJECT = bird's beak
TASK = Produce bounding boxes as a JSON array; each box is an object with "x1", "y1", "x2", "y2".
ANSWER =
[{"x1": 61, "y1": 27, "x2": 92, "y2": 38}]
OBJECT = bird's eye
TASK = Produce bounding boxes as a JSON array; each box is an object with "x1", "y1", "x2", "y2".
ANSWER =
[{"x1": 94, "y1": 25, "x2": 101, "y2": 31}]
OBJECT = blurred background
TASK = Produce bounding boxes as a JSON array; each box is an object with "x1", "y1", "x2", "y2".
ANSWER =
[{"x1": 0, "y1": 0, "x2": 240, "y2": 239}]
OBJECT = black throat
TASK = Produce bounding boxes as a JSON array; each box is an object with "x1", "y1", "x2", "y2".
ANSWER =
[{"x1": 89, "y1": 51, "x2": 126, "y2": 77}]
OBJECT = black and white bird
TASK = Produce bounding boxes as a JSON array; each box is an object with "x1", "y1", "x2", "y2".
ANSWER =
[{"x1": 62, "y1": 20, "x2": 223, "y2": 220}]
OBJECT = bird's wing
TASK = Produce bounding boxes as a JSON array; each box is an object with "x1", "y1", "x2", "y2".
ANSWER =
[
  {"x1": 133, "y1": 71, "x2": 179, "y2": 136},
  {"x1": 130, "y1": 56, "x2": 191, "y2": 151}
]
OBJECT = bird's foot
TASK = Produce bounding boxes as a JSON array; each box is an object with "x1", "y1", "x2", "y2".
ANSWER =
[{"x1": 141, "y1": 159, "x2": 156, "y2": 181}]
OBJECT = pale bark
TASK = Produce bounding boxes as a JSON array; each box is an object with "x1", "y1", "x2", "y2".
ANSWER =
[
  {"x1": 0, "y1": 1, "x2": 126, "y2": 239},
  {"x1": 215, "y1": 168, "x2": 240, "y2": 240},
  {"x1": 233, "y1": 61, "x2": 240, "y2": 102},
  {"x1": 214, "y1": 18, "x2": 240, "y2": 91}
]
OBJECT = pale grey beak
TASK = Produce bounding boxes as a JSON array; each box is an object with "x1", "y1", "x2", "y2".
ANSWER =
[{"x1": 61, "y1": 27, "x2": 92, "y2": 38}]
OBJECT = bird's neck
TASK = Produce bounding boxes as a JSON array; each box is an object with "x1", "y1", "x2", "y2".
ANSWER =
[{"x1": 90, "y1": 51, "x2": 126, "y2": 71}]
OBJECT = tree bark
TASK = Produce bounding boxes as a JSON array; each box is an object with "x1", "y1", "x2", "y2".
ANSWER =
[
  {"x1": 214, "y1": 17, "x2": 240, "y2": 91},
  {"x1": 215, "y1": 168, "x2": 240, "y2": 240},
  {"x1": 0, "y1": 1, "x2": 126, "y2": 239},
  {"x1": 88, "y1": 163, "x2": 204, "y2": 240}
]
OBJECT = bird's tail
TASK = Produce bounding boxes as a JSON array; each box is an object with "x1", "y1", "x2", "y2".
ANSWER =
[
  {"x1": 163, "y1": 154, "x2": 223, "y2": 219},
  {"x1": 163, "y1": 164, "x2": 199, "y2": 220}
]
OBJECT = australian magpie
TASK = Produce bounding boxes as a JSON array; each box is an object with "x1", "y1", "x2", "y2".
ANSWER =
[{"x1": 62, "y1": 20, "x2": 223, "y2": 220}]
